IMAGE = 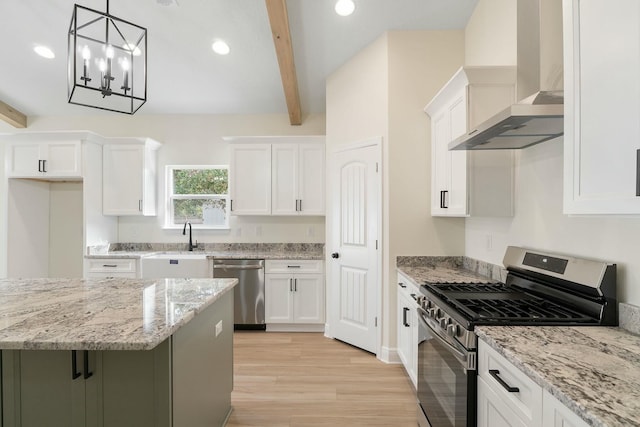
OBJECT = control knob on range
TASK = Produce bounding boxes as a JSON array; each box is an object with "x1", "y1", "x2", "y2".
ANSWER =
[
  {"x1": 446, "y1": 323, "x2": 459, "y2": 337},
  {"x1": 427, "y1": 307, "x2": 438, "y2": 319},
  {"x1": 439, "y1": 317, "x2": 451, "y2": 329}
]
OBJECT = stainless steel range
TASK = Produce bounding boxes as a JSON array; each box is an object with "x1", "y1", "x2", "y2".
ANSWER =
[{"x1": 416, "y1": 246, "x2": 617, "y2": 427}]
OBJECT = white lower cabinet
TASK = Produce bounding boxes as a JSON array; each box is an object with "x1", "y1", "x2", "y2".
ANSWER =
[
  {"x1": 478, "y1": 340, "x2": 589, "y2": 427},
  {"x1": 396, "y1": 271, "x2": 418, "y2": 387},
  {"x1": 265, "y1": 260, "x2": 324, "y2": 331}
]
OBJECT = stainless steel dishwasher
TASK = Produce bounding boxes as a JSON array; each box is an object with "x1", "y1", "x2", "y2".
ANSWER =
[{"x1": 212, "y1": 259, "x2": 265, "y2": 330}]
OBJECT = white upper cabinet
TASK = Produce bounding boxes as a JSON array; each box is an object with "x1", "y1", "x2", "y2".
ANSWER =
[
  {"x1": 227, "y1": 136, "x2": 325, "y2": 216},
  {"x1": 7, "y1": 140, "x2": 82, "y2": 179},
  {"x1": 563, "y1": 0, "x2": 640, "y2": 214},
  {"x1": 103, "y1": 138, "x2": 160, "y2": 216},
  {"x1": 229, "y1": 143, "x2": 272, "y2": 215},
  {"x1": 272, "y1": 142, "x2": 325, "y2": 215},
  {"x1": 425, "y1": 66, "x2": 516, "y2": 217}
]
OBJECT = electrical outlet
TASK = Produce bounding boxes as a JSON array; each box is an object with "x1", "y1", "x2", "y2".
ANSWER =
[{"x1": 215, "y1": 320, "x2": 223, "y2": 337}]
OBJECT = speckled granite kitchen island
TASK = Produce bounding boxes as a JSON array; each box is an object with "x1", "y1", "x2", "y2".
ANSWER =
[
  {"x1": 476, "y1": 326, "x2": 640, "y2": 427},
  {"x1": 0, "y1": 277, "x2": 237, "y2": 427}
]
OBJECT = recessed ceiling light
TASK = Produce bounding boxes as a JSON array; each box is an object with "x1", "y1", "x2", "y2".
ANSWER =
[
  {"x1": 34, "y1": 45, "x2": 55, "y2": 59},
  {"x1": 212, "y1": 40, "x2": 230, "y2": 55},
  {"x1": 335, "y1": 0, "x2": 355, "y2": 16}
]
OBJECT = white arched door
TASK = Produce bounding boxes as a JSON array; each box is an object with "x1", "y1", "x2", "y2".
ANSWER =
[{"x1": 327, "y1": 139, "x2": 381, "y2": 354}]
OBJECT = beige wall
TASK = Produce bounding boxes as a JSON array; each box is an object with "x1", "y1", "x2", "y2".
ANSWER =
[
  {"x1": 5, "y1": 113, "x2": 327, "y2": 245},
  {"x1": 326, "y1": 31, "x2": 465, "y2": 358},
  {"x1": 464, "y1": 0, "x2": 640, "y2": 306},
  {"x1": 465, "y1": 0, "x2": 516, "y2": 66}
]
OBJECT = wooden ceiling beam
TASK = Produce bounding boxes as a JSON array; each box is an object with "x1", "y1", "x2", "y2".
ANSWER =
[
  {"x1": 265, "y1": 0, "x2": 302, "y2": 125},
  {"x1": 0, "y1": 100, "x2": 27, "y2": 128}
]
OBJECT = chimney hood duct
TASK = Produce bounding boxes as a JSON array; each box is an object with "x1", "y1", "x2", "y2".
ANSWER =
[{"x1": 449, "y1": 0, "x2": 564, "y2": 150}]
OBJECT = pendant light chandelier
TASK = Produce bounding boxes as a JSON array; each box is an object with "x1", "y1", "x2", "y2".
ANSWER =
[{"x1": 68, "y1": 0, "x2": 147, "y2": 114}]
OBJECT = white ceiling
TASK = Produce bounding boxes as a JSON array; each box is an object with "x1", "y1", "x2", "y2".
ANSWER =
[{"x1": 0, "y1": 0, "x2": 477, "y2": 118}]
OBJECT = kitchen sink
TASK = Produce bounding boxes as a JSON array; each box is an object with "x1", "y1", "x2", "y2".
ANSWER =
[{"x1": 140, "y1": 253, "x2": 210, "y2": 278}]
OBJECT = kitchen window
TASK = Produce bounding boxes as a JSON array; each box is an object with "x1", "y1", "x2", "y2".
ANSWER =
[{"x1": 165, "y1": 165, "x2": 229, "y2": 229}]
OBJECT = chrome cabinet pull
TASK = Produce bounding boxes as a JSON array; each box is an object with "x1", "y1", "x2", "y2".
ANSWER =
[
  {"x1": 103, "y1": 264, "x2": 118, "y2": 268},
  {"x1": 489, "y1": 369, "x2": 519, "y2": 393},
  {"x1": 402, "y1": 307, "x2": 410, "y2": 327}
]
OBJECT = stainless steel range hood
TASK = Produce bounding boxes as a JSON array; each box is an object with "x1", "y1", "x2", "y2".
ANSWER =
[{"x1": 450, "y1": 0, "x2": 564, "y2": 150}]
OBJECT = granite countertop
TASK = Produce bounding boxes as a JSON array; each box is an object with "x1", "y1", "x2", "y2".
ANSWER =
[
  {"x1": 87, "y1": 250, "x2": 324, "y2": 260},
  {"x1": 396, "y1": 255, "x2": 500, "y2": 287},
  {"x1": 476, "y1": 326, "x2": 640, "y2": 427},
  {"x1": 0, "y1": 277, "x2": 237, "y2": 351}
]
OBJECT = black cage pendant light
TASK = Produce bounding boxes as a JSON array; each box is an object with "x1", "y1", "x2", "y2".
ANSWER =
[{"x1": 68, "y1": 0, "x2": 147, "y2": 114}]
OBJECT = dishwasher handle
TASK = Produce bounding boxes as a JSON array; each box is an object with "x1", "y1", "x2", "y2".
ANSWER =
[{"x1": 213, "y1": 264, "x2": 263, "y2": 270}]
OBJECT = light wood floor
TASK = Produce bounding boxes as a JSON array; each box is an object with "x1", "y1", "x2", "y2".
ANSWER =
[{"x1": 227, "y1": 332, "x2": 417, "y2": 427}]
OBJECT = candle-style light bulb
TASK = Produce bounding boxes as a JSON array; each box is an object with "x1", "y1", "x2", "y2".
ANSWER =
[
  {"x1": 98, "y1": 58, "x2": 107, "y2": 90},
  {"x1": 80, "y1": 45, "x2": 92, "y2": 85},
  {"x1": 121, "y1": 57, "x2": 130, "y2": 94},
  {"x1": 102, "y1": 45, "x2": 114, "y2": 96}
]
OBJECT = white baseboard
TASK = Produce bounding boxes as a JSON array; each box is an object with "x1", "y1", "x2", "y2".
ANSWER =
[
  {"x1": 379, "y1": 346, "x2": 401, "y2": 364},
  {"x1": 266, "y1": 324, "x2": 325, "y2": 332}
]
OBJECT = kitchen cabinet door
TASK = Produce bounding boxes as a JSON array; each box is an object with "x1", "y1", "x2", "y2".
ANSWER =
[
  {"x1": 6, "y1": 141, "x2": 82, "y2": 179},
  {"x1": 563, "y1": 0, "x2": 640, "y2": 214},
  {"x1": 271, "y1": 144, "x2": 298, "y2": 215},
  {"x1": 103, "y1": 140, "x2": 159, "y2": 216},
  {"x1": 229, "y1": 143, "x2": 272, "y2": 215},
  {"x1": 297, "y1": 143, "x2": 325, "y2": 215},
  {"x1": 396, "y1": 272, "x2": 418, "y2": 387},
  {"x1": 1, "y1": 350, "x2": 88, "y2": 427},
  {"x1": 265, "y1": 274, "x2": 295, "y2": 323},
  {"x1": 542, "y1": 391, "x2": 589, "y2": 427},
  {"x1": 425, "y1": 67, "x2": 516, "y2": 217},
  {"x1": 271, "y1": 142, "x2": 325, "y2": 216},
  {"x1": 292, "y1": 274, "x2": 325, "y2": 323},
  {"x1": 477, "y1": 376, "x2": 529, "y2": 427}
]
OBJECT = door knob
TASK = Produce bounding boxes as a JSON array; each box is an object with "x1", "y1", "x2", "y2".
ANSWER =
[{"x1": 331, "y1": 252, "x2": 340, "y2": 259}]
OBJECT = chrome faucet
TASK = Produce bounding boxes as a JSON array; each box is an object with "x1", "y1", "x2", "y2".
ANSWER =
[{"x1": 182, "y1": 221, "x2": 198, "y2": 251}]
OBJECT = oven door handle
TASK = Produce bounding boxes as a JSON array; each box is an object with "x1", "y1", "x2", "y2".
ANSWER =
[{"x1": 418, "y1": 308, "x2": 474, "y2": 370}]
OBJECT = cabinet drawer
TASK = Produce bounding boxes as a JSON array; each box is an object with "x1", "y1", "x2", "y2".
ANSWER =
[
  {"x1": 265, "y1": 260, "x2": 323, "y2": 274},
  {"x1": 478, "y1": 340, "x2": 542, "y2": 426},
  {"x1": 87, "y1": 259, "x2": 138, "y2": 274},
  {"x1": 397, "y1": 271, "x2": 421, "y2": 304}
]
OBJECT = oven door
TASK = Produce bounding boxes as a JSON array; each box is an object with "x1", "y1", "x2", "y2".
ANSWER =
[{"x1": 416, "y1": 308, "x2": 476, "y2": 427}]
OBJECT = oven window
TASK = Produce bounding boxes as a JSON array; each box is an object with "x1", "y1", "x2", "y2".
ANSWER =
[{"x1": 417, "y1": 326, "x2": 475, "y2": 427}]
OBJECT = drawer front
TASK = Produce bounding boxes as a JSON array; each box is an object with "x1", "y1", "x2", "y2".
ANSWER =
[
  {"x1": 397, "y1": 271, "x2": 421, "y2": 305},
  {"x1": 478, "y1": 340, "x2": 542, "y2": 426},
  {"x1": 87, "y1": 258, "x2": 137, "y2": 273},
  {"x1": 265, "y1": 260, "x2": 323, "y2": 274}
]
